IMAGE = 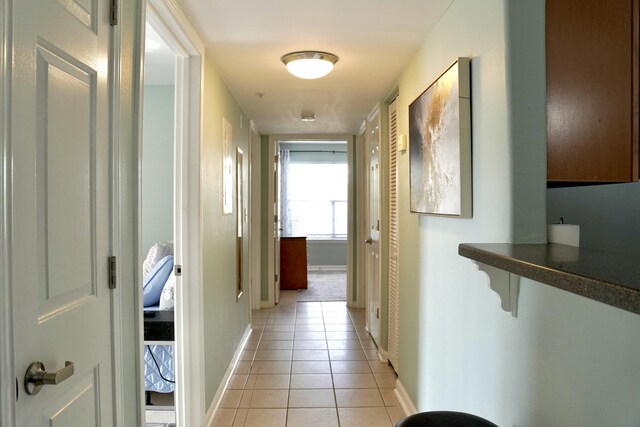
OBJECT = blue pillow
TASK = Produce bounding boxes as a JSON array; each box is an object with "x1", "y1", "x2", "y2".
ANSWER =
[{"x1": 143, "y1": 255, "x2": 174, "y2": 307}]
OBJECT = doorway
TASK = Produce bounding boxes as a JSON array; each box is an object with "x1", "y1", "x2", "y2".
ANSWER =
[
  {"x1": 138, "y1": 1, "x2": 205, "y2": 425},
  {"x1": 268, "y1": 137, "x2": 353, "y2": 306}
]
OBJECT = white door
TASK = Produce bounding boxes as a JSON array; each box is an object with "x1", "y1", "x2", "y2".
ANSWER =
[
  {"x1": 10, "y1": 0, "x2": 115, "y2": 424},
  {"x1": 366, "y1": 110, "x2": 382, "y2": 345}
]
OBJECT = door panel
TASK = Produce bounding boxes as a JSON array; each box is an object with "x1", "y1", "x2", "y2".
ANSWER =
[
  {"x1": 11, "y1": 0, "x2": 114, "y2": 424},
  {"x1": 366, "y1": 110, "x2": 381, "y2": 345}
]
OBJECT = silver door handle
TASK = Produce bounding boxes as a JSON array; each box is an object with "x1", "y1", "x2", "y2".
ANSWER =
[
  {"x1": 364, "y1": 238, "x2": 373, "y2": 244},
  {"x1": 24, "y1": 361, "x2": 74, "y2": 395}
]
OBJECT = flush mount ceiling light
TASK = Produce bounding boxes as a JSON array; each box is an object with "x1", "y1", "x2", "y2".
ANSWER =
[{"x1": 281, "y1": 51, "x2": 339, "y2": 79}]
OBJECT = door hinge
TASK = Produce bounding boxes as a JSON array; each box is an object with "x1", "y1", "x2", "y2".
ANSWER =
[
  {"x1": 108, "y1": 256, "x2": 117, "y2": 289},
  {"x1": 110, "y1": 0, "x2": 118, "y2": 26},
  {"x1": 275, "y1": 274, "x2": 278, "y2": 283},
  {"x1": 376, "y1": 220, "x2": 380, "y2": 231},
  {"x1": 174, "y1": 265, "x2": 182, "y2": 276},
  {"x1": 376, "y1": 308, "x2": 379, "y2": 319}
]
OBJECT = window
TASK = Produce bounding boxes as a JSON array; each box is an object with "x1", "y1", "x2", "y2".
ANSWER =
[{"x1": 284, "y1": 163, "x2": 348, "y2": 239}]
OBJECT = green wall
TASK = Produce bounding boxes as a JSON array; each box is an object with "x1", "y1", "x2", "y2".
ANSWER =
[
  {"x1": 395, "y1": 1, "x2": 640, "y2": 426},
  {"x1": 201, "y1": 52, "x2": 251, "y2": 406},
  {"x1": 141, "y1": 85, "x2": 174, "y2": 255}
]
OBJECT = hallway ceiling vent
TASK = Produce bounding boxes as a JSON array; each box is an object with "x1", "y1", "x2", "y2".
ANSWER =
[{"x1": 281, "y1": 51, "x2": 338, "y2": 79}]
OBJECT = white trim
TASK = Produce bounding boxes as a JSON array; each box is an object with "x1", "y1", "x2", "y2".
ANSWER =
[
  {"x1": 260, "y1": 300, "x2": 272, "y2": 309},
  {"x1": 0, "y1": 0, "x2": 14, "y2": 424},
  {"x1": 355, "y1": 122, "x2": 367, "y2": 309},
  {"x1": 140, "y1": 1, "x2": 205, "y2": 426},
  {"x1": 377, "y1": 347, "x2": 389, "y2": 363},
  {"x1": 204, "y1": 326, "x2": 252, "y2": 426},
  {"x1": 249, "y1": 121, "x2": 262, "y2": 310},
  {"x1": 394, "y1": 379, "x2": 417, "y2": 417}
]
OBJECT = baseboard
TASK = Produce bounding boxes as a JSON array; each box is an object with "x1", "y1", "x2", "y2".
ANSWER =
[
  {"x1": 307, "y1": 265, "x2": 347, "y2": 272},
  {"x1": 260, "y1": 300, "x2": 271, "y2": 308},
  {"x1": 394, "y1": 379, "x2": 417, "y2": 417},
  {"x1": 377, "y1": 347, "x2": 389, "y2": 363},
  {"x1": 204, "y1": 325, "x2": 252, "y2": 426}
]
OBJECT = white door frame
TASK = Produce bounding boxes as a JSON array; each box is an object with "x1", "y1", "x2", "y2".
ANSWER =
[
  {"x1": 249, "y1": 121, "x2": 262, "y2": 310},
  {"x1": 139, "y1": 1, "x2": 205, "y2": 425},
  {"x1": 266, "y1": 134, "x2": 354, "y2": 307},
  {"x1": 0, "y1": 1, "x2": 12, "y2": 424}
]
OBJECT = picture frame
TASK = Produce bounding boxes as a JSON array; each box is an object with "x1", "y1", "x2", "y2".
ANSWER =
[{"x1": 409, "y1": 57, "x2": 472, "y2": 217}]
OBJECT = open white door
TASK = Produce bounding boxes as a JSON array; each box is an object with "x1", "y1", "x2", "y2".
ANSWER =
[
  {"x1": 365, "y1": 108, "x2": 382, "y2": 345},
  {"x1": 274, "y1": 149, "x2": 281, "y2": 304},
  {"x1": 10, "y1": 0, "x2": 116, "y2": 424}
]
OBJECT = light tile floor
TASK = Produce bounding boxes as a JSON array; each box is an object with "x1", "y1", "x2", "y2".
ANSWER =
[{"x1": 212, "y1": 291, "x2": 405, "y2": 427}]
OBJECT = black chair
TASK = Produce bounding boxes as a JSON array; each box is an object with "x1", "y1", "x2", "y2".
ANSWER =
[{"x1": 395, "y1": 411, "x2": 498, "y2": 427}]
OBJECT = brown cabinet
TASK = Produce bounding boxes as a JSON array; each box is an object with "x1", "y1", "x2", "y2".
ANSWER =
[
  {"x1": 546, "y1": 0, "x2": 639, "y2": 183},
  {"x1": 280, "y1": 237, "x2": 308, "y2": 290}
]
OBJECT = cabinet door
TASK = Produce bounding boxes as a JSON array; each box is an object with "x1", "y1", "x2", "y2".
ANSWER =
[{"x1": 547, "y1": 0, "x2": 639, "y2": 183}]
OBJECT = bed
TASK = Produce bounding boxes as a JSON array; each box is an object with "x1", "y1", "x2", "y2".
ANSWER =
[{"x1": 142, "y1": 242, "x2": 176, "y2": 396}]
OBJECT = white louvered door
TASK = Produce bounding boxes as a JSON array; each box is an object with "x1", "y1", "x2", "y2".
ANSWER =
[{"x1": 387, "y1": 98, "x2": 400, "y2": 372}]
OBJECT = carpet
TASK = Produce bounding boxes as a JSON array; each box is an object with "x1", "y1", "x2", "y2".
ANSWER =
[{"x1": 297, "y1": 271, "x2": 346, "y2": 302}]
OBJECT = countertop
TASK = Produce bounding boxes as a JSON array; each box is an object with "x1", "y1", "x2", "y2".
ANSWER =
[{"x1": 458, "y1": 243, "x2": 640, "y2": 315}]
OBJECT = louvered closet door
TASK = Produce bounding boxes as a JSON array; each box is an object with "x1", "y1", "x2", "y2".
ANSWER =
[{"x1": 388, "y1": 98, "x2": 400, "y2": 372}]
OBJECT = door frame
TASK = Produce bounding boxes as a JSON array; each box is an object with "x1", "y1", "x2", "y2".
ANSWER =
[
  {"x1": 266, "y1": 134, "x2": 354, "y2": 307},
  {"x1": 138, "y1": 0, "x2": 205, "y2": 425}
]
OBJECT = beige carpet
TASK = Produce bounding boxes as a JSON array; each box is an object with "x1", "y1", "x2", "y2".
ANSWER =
[{"x1": 297, "y1": 270, "x2": 346, "y2": 301}]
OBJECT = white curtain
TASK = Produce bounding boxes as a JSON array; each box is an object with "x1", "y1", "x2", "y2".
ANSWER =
[{"x1": 279, "y1": 149, "x2": 293, "y2": 236}]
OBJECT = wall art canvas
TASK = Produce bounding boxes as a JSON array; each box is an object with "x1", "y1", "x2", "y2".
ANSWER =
[{"x1": 409, "y1": 57, "x2": 472, "y2": 217}]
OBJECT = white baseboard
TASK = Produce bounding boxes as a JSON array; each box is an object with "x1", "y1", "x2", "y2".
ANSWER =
[
  {"x1": 307, "y1": 265, "x2": 347, "y2": 271},
  {"x1": 394, "y1": 379, "x2": 417, "y2": 417},
  {"x1": 260, "y1": 300, "x2": 272, "y2": 308},
  {"x1": 204, "y1": 325, "x2": 252, "y2": 426},
  {"x1": 377, "y1": 347, "x2": 389, "y2": 362}
]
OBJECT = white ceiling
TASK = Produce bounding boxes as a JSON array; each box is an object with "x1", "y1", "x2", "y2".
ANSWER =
[{"x1": 176, "y1": 0, "x2": 454, "y2": 135}]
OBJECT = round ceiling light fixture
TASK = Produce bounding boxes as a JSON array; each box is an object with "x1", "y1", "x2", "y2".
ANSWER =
[{"x1": 281, "y1": 51, "x2": 339, "y2": 79}]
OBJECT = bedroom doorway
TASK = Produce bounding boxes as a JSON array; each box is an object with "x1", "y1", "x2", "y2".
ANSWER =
[{"x1": 138, "y1": 2, "x2": 205, "y2": 425}]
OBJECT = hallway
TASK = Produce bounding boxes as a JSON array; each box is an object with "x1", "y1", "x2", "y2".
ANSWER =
[{"x1": 212, "y1": 292, "x2": 403, "y2": 427}]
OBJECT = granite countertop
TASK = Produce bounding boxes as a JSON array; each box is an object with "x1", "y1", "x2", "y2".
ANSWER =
[{"x1": 458, "y1": 243, "x2": 640, "y2": 315}]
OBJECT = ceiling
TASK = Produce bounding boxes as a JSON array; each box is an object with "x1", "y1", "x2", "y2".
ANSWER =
[{"x1": 175, "y1": 0, "x2": 454, "y2": 135}]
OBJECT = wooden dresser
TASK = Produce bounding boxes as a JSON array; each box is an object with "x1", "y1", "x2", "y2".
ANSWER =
[{"x1": 280, "y1": 237, "x2": 308, "y2": 290}]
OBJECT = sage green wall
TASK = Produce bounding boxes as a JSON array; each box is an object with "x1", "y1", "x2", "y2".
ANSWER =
[
  {"x1": 141, "y1": 85, "x2": 174, "y2": 255},
  {"x1": 201, "y1": 52, "x2": 250, "y2": 406},
  {"x1": 395, "y1": 1, "x2": 640, "y2": 426}
]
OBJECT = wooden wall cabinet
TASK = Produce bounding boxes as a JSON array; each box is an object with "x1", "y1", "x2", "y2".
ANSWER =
[
  {"x1": 280, "y1": 237, "x2": 308, "y2": 290},
  {"x1": 546, "y1": 0, "x2": 639, "y2": 183}
]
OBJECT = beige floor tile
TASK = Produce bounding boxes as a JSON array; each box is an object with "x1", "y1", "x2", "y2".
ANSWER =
[
  {"x1": 249, "y1": 389, "x2": 288, "y2": 408},
  {"x1": 234, "y1": 361, "x2": 252, "y2": 374},
  {"x1": 369, "y1": 360, "x2": 396, "y2": 373},
  {"x1": 330, "y1": 360, "x2": 371, "y2": 374},
  {"x1": 289, "y1": 373, "x2": 333, "y2": 389},
  {"x1": 228, "y1": 375, "x2": 248, "y2": 389},
  {"x1": 250, "y1": 361, "x2": 291, "y2": 374},
  {"x1": 244, "y1": 340, "x2": 260, "y2": 350},
  {"x1": 262, "y1": 331, "x2": 295, "y2": 340},
  {"x1": 231, "y1": 408, "x2": 247, "y2": 427},
  {"x1": 332, "y1": 373, "x2": 377, "y2": 389},
  {"x1": 286, "y1": 408, "x2": 339, "y2": 427},
  {"x1": 220, "y1": 389, "x2": 243, "y2": 408},
  {"x1": 288, "y1": 389, "x2": 336, "y2": 408},
  {"x1": 324, "y1": 324, "x2": 355, "y2": 332},
  {"x1": 258, "y1": 340, "x2": 294, "y2": 350},
  {"x1": 293, "y1": 349, "x2": 329, "y2": 361},
  {"x1": 386, "y1": 406, "x2": 407, "y2": 425},
  {"x1": 374, "y1": 373, "x2": 397, "y2": 388},
  {"x1": 361, "y1": 339, "x2": 378, "y2": 350},
  {"x1": 254, "y1": 349, "x2": 293, "y2": 361},
  {"x1": 326, "y1": 340, "x2": 362, "y2": 350},
  {"x1": 328, "y1": 349, "x2": 366, "y2": 361},
  {"x1": 245, "y1": 375, "x2": 258, "y2": 389},
  {"x1": 379, "y1": 388, "x2": 401, "y2": 407},
  {"x1": 243, "y1": 408, "x2": 287, "y2": 427},
  {"x1": 291, "y1": 360, "x2": 331, "y2": 374},
  {"x1": 211, "y1": 408, "x2": 236, "y2": 427},
  {"x1": 239, "y1": 349, "x2": 256, "y2": 361},
  {"x1": 253, "y1": 374, "x2": 291, "y2": 390},
  {"x1": 266, "y1": 324, "x2": 295, "y2": 332},
  {"x1": 338, "y1": 407, "x2": 393, "y2": 427},
  {"x1": 295, "y1": 317, "x2": 325, "y2": 325},
  {"x1": 294, "y1": 331, "x2": 326, "y2": 340},
  {"x1": 295, "y1": 324, "x2": 325, "y2": 332},
  {"x1": 364, "y1": 349, "x2": 380, "y2": 360},
  {"x1": 239, "y1": 390, "x2": 253, "y2": 408},
  {"x1": 322, "y1": 317, "x2": 351, "y2": 324},
  {"x1": 325, "y1": 331, "x2": 359, "y2": 340},
  {"x1": 293, "y1": 340, "x2": 327, "y2": 350},
  {"x1": 335, "y1": 389, "x2": 384, "y2": 407}
]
